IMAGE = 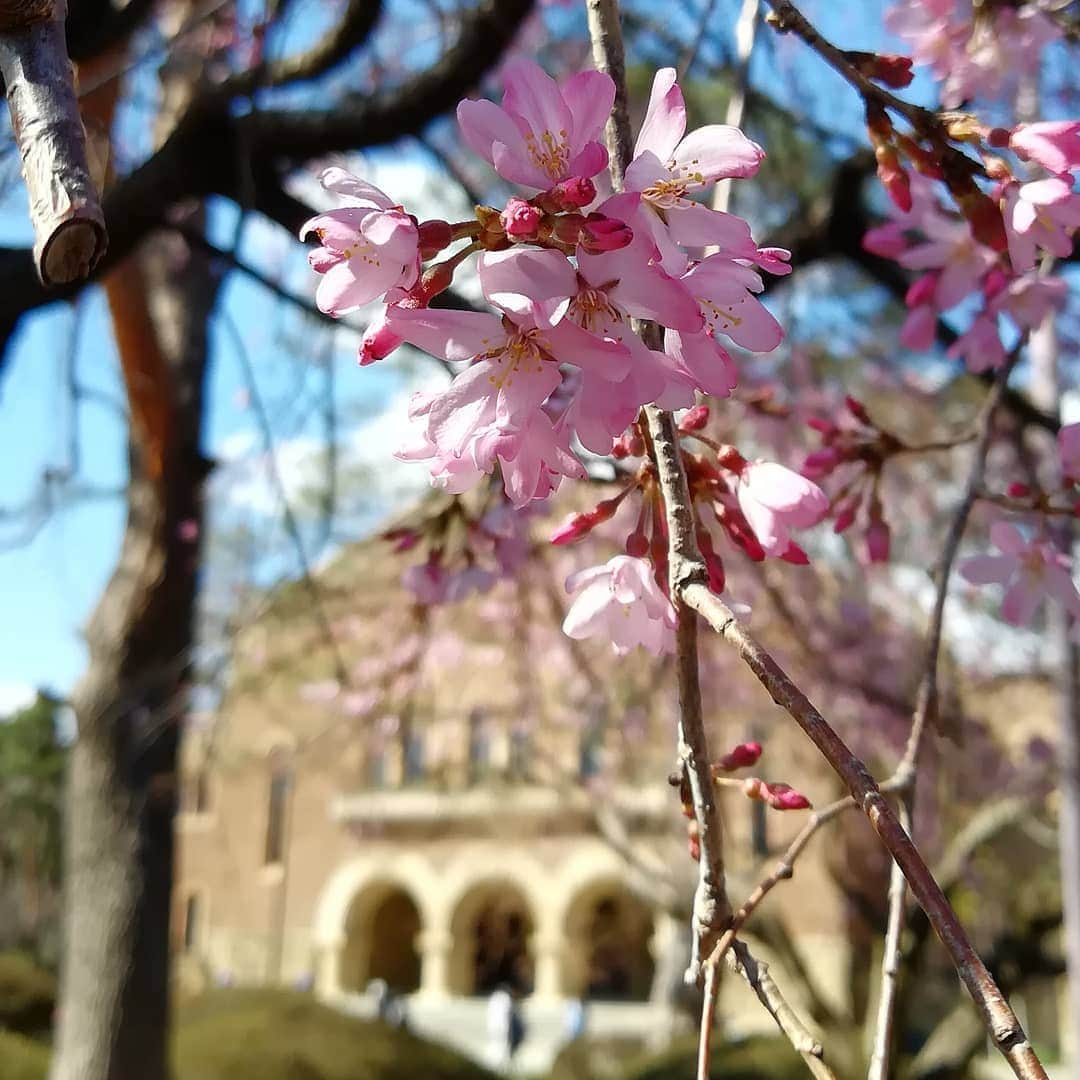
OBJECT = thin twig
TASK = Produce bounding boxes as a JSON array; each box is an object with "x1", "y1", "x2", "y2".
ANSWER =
[
  {"x1": 678, "y1": 578, "x2": 1046, "y2": 1080},
  {"x1": 868, "y1": 355, "x2": 1017, "y2": 1080}
]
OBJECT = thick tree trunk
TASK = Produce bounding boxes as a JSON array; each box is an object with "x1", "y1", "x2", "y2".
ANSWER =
[{"x1": 50, "y1": 230, "x2": 220, "y2": 1080}]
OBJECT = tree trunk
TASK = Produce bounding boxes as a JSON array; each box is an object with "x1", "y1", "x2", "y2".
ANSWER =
[{"x1": 50, "y1": 227, "x2": 221, "y2": 1080}]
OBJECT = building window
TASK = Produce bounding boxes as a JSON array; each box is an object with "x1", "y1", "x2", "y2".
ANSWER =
[
  {"x1": 367, "y1": 747, "x2": 386, "y2": 789},
  {"x1": 403, "y1": 730, "x2": 425, "y2": 784},
  {"x1": 508, "y1": 724, "x2": 530, "y2": 780},
  {"x1": 264, "y1": 765, "x2": 290, "y2": 865},
  {"x1": 579, "y1": 724, "x2": 603, "y2": 780},
  {"x1": 193, "y1": 769, "x2": 210, "y2": 814},
  {"x1": 183, "y1": 894, "x2": 201, "y2": 951},
  {"x1": 468, "y1": 711, "x2": 489, "y2": 784}
]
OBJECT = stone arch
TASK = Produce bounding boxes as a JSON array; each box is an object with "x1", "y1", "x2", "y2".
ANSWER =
[
  {"x1": 448, "y1": 878, "x2": 536, "y2": 997},
  {"x1": 340, "y1": 881, "x2": 423, "y2": 994},
  {"x1": 561, "y1": 878, "x2": 656, "y2": 1001}
]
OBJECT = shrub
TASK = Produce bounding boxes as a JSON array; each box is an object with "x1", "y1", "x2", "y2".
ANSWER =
[
  {"x1": 625, "y1": 1034, "x2": 807, "y2": 1080},
  {"x1": 0, "y1": 954, "x2": 55, "y2": 1037},
  {"x1": 174, "y1": 988, "x2": 498, "y2": 1080},
  {"x1": 0, "y1": 1031, "x2": 48, "y2": 1080}
]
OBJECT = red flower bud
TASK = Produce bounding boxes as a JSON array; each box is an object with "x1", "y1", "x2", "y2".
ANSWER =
[
  {"x1": 539, "y1": 176, "x2": 597, "y2": 212},
  {"x1": 625, "y1": 529, "x2": 649, "y2": 557},
  {"x1": 1006, "y1": 482, "x2": 1032, "y2": 499},
  {"x1": 779, "y1": 541, "x2": 810, "y2": 565},
  {"x1": 679, "y1": 404, "x2": 710, "y2": 432},
  {"x1": 806, "y1": 416, "x2": 837, "y2": 436},
  {"x1": 550, "y1": 511, "x2": 596, "y2": 545},
  {"x1": 844, "y1": 395, "x2": 873, "y2": 425},
  {"x1": 417, "y1": 219, "x2": 453, "y2": 258},
  {"x1": 715, "y1": 741, "x2": 763, "y2": 772},
  {"x1": 875, "y1": 144, "x2": 912, "y2": 213},
  {"x1": 579, "y1": 213, "x2": 633, "y2": 253},
  {"x1": 500, "y1": 197, "x2": 542, "y2": 241}
]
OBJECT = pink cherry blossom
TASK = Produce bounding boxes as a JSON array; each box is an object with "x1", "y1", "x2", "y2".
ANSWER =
[
  {"x1": 960, "y1": 521, "x2": 1080, "y2": 626},
  {"x1": 986, "y1": 271, "x2": 1067, "y2": 331},
  {"x1": 1010, "y1": 121, "x2": 1080, "y2": 176},
  {"x1": 621, "y1": 68, "x2": 764, "y2": 273},
  {"x1": 457, "y1": 59, "x2": 614, "y2": 190},
  {"x1": 896, "y1": 215, "x2": 997, "y2": 309},
  {"x1": 1059, "y1": 424, "x2": 1080, "y2": 481},
  {"x1": 1004, "y1": 178, "x2": 1080, "y2": 273},
  {"x1": 735, "y1": 461, "x2": 828, "y2": 557},
  {"x1": 358, "y1": 306, "x2": 403, "y2": 365},
  {"x1": 946, "y1": 312, "x2": 1007, "y2": 373},
  {"x1": 301, "y1": 168, "x2": 420, "y2": 315},
  {"x1": 562, "y1": 555, "x2": 676, "y2": 656}
]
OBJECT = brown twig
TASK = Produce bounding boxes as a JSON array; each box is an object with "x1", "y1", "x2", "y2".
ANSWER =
[
  {"x1": 0, "y1": 0, "x2": 107, "y2": 283},
  {"x1": 868, "y1": 354, "x2": 1017, "y2": 1080}
]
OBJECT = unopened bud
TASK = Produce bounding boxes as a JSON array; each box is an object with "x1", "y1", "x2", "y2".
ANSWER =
[
  {"x1": 537, "y1": 176, "x2": 597, "y2": 213},
  {"x1": 943, "y1": 112, "x2": 983, "y2": 143},
  {"x1": 845, "y1": 49, "x2": 914, "y2": 88},
  {"x1": 679, "y1": 404, "x2": 710, "y2": 432},
  {"x1": 802, "y1": 448, "x2": 841, "y2": 478},
  {"x1": 845, "y1": 395, "x2": 872, "y2": 426},
  {"x1": 779, "y1": 541, "x2": 810, "y2": 565},
  {"x1": 864, "y1": 514, "x2": 891, "y2": 564},
  {"x1": 625, "y1": 529, "x2": 649, "y2": 557},
  {"x1": 1006, "y1": 482, "x2": 1032, "y2": 499},
  {"x1": 987, "y1": 127, "x2": 1011, "y2": 148},
  {"x1": 905, "y1": 273, "x2": 938, "y2": 309},
  {"x1": 500, "y1": 197, "x2": 543, "y2": 241},
  {"x1": 714, "y1": 741, "x2": 763, "y2": 772},
  {"x1": 806, "y1": 416, "x2": 837, "y2": 437},
  {"x1": 579, "y1": 213, "x2": 633, "y2": 253},
  {"x1": 359, "y1": 313, "x2": 404, "y2": 366},
  {"x1": 550, "y1": 511, "x2": 596, "y2": 545},
  {"x1": 875, "y1": 144, "x2": 912, "y2": 213},
  {"x1": 417, "y1": 219, "x2": 453, "y2": 258}
]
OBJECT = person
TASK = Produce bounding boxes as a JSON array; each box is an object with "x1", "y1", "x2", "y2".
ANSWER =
[
  {"x1": 486, "y1": 984, "x2": 526, "y2": 1071},
  {"x1": 563, "y1": 995, "x2": 586, "y2": 1043},
  {"x1": 368, "y1": 978, "x2": 408, "y2": 1030}
]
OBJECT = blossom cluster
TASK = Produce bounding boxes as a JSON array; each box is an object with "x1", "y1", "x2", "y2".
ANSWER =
[
  {"x1": 303, "y1": 61, "x2": 827, "y2": 652},
  {"x1": 303, "y1": 62, "x2": 788, "y2": 508},
  {"x1": 886, "y1": 0, "x2": 1061, "y2": 109}
]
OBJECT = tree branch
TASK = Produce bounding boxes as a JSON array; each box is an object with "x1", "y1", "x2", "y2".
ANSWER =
[{"x1": 0, "y1": 0, "x2": 106, "y2": 283}]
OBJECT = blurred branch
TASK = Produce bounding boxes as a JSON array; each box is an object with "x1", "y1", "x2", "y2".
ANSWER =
[{"x1": 0, "y1": 0, "x2": 106, "y2": 283}]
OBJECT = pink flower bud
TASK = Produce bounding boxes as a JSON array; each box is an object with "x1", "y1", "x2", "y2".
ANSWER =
[
  {"x1": 417, "y1": 219, "x2": 453, "y2": 258},
  {"x1": 802, "y1": 448, "x2": 841, "y2": 478},
  {"x1": 579, "y1": 213, "x2": 633, "y2": 253},
  {"x1": 833, "y1": 501, "x2": 857, "y2": 534},
  {"x1": 864, "y1": 517, "x2": 891, "y2": 564},
  {"x1": 545, "y1": 176, "x2": 597, "y2": 211},
  {"x1": 715, "y1": 741, "x2": 763, "y2": 772},
  {"x1": 550, "y1": 511, "x2": 596, "y2": 545},
  {"x1": 359, "y1": 311, "x2": 404, "y2": 366},
  {"x1": 982, "y1": 268, "x2": 1010, "y2": 301},
  {"x1": 779, "y1": 541, "x2": 810, "y2": 565},
  {"x1": 874, "y1": 144, "x2": 912, "y2": 213},
  {"x1": 679, "y1": 404, "x2": 710, "y2": 432},
  {"x1": 500, "y1": 197, "x2": 543, "y2": 240},
  {"x1": 1006, "y1": 482, "x2": 1031, "y2": 498},
  {"x1": 806, "y1": 416, "x2": 837, "y2": 437},
  {"x1": 844, "y1": 395, "x2": 872, "y2": 426},
  {"x1": 845, "y1": 49, "x2": 914, "y2": 88},
  {"x1": 905, "y1": 273, "x2": 938, "y2": 309},
  {"x1": 625, "y1": 529, "x2": 649, "y2": 557},
  {"x1": 765, "y1": 783, "x2": 812, "y2": 811}
]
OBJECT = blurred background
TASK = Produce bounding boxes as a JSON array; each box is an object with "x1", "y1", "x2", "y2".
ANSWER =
[{"x1": 0, "y1": 1, "x2": 1077, "y2": 1078}]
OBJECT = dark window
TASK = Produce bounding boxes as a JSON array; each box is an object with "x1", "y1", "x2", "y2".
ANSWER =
[
  {"x1": 404, "y1": 730, "x2": 425, "y2": 783},
  {"x1": 183, "y1": 894, "x2": 201, "y2": 951},
  {"x1": 468, "y1": 711, "x2": 490, "y2": 783},
  {"x1": 194, "y1": 770, "x2": 210, "y2": 814},
  {"x1": 264, "y1": 766, "x2": 290, "y2": 864},
  {"x1": 508, "y1": 725, "x2": 530, "y2": 780}
]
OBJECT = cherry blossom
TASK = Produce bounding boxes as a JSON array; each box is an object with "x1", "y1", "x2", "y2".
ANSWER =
[
  {"x1": 562, "y1": 555, "x2": 677, "y2": 655},
  {"x1": 1059, "y1": 423, "x2": 1080, "y2": 482},
  {"x1": 301, "y1": 168, "x2": 420, "y2": 315},
  {"x1": 457, "y1": 58, "x2": 614, "y2": 190},
  {"x1": 1009, "y1": 121, "x2": 1080, "y2": 176},
  {"x1": 1003, "y1": 178, "x2": 1080, "y2": 273},
  {"x1": 735, "y1": 461, "x2": 829, "y2": 558},
  {"x1": 960, "y1": 521, "x2": 1080, "y2": 626}
]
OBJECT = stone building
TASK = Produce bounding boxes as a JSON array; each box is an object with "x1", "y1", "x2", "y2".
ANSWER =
[{"x1": 174, "y1": 526, "x2": 1069, "y2": 1071}]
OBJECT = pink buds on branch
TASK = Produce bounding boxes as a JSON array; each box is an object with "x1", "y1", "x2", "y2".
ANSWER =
[
  {"x1": 712, "y1": 741, "x2": 763, "y2": 773},
  {"x1": 741, "y1": 778, "x2": 812, "y2": 811}
]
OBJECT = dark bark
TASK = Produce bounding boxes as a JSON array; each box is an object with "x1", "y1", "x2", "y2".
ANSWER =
[{"x1": 51, "y1": 228, "x2": 222, "y2": 1080}]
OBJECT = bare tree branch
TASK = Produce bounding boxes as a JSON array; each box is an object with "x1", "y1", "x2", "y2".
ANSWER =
[{"x1": 0, "y1": 0, "x2": 106, "y2": 283}]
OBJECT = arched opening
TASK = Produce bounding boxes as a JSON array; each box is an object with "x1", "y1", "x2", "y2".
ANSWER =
[
  {"x1": 340, "y1": 883, "x2": 422, "y2": 994},
  {"x1": 563, "y1": 881, "x2": 655, "y2": 1001},
  {"x1": 450, "y1": 880, "x2": 534, "y2": 997}
]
